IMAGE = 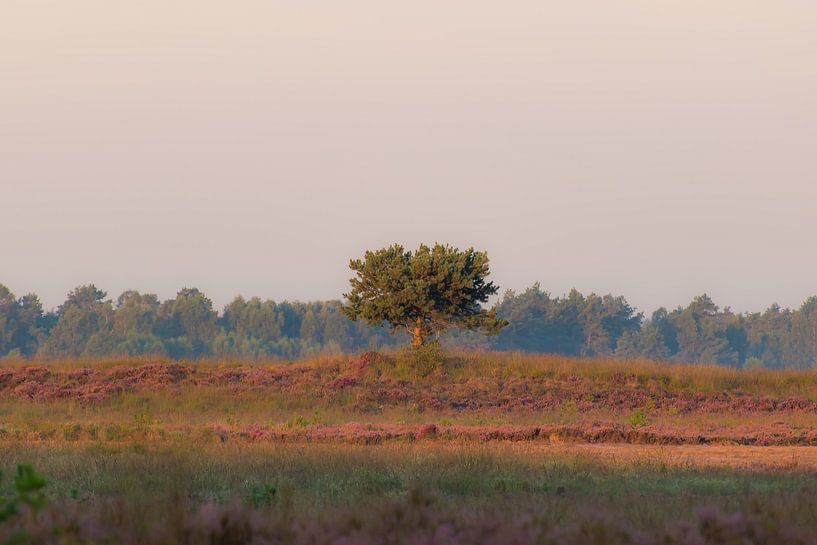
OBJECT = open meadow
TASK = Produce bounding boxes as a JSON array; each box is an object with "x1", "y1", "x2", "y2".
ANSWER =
[{"x1": 3, "y1": 351, "x2": 817, "y2": 544}]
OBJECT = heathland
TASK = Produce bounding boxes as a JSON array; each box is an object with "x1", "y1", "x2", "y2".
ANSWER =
[{"x1": 3, "y1": 351, "x2": 817, "y2": 543}]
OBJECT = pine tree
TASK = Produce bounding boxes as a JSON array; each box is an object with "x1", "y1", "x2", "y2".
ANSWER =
[{"x1": 343, "y1": 244, "x2": 506, "y2": 346}]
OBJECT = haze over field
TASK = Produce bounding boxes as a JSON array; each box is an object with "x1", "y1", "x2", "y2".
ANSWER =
[{"x1": 3, "y1": 1, "x2": 817, "y2": 312}]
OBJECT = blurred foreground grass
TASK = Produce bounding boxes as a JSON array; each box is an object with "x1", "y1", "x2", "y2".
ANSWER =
[{"x1": 3, "y1": 441, "x2": 817, "y2": 530}]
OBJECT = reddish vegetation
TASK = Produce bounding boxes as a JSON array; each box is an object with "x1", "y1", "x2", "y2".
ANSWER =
[
  {"x1": 2, "y1": 363, "x2": 194, "y2": 403},
  {"x1": 3, "y1": 355, "x2": 817, "y2": 416},
  {"x1": 5, "y1": 494, "x2": 815, "y2": 545},
  {"x1": 5, "y1": 354, "x2": 817, "y2": 446},
  {"x1": 7, "y1": 418, "x2": 817, "y2": 446},
  {"x1": 201, "y1": 421, "x2": 817, "y2": 447}
]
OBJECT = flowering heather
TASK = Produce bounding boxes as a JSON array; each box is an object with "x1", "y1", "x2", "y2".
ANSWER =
[
  {"x1": 3, "y1": 493, "x2": 815, "y2": 545},
  {"x1": 4, "y1": 352, "x2": 817, "y2": 414}
]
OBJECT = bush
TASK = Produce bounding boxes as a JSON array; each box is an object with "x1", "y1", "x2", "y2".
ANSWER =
[
  {"x1": 628, "y1": 408, "x2": 648, "y2": 427},
  {"x1": 0, "y1": 464, "x2": 47, "y2": 545},
  {"x1": 61, "y1": 423, "x2": 82, "y2": 441},
  {"x1": 396, "y1": 342, "x2": 443, "y2": 378}
]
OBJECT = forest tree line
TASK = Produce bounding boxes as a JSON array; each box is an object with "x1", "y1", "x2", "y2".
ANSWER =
[{"x1": 1, "y1": 282, "x2": 816, "y2": 368}]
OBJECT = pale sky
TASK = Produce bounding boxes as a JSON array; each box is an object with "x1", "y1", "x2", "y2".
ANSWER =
[{"x1": 2, "y1": 1, "x2": 816, "y2": 314}]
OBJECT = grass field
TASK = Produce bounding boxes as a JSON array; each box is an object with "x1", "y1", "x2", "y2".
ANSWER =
[{"x1": 3, "y1": 351, "x2": 817, "y2": 543}]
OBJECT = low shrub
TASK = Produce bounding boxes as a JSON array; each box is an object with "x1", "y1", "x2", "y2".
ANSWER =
[
  {"x1": 629, "y1": 408, "x2": 648, "y2": 427},
  {"x1": 395, "y1": 342, "x2": 443, "y2": 378}
]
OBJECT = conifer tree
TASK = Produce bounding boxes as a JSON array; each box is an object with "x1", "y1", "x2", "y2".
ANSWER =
[{"x1": 342, "y1": 243, "x2": 506, "y2": 346}]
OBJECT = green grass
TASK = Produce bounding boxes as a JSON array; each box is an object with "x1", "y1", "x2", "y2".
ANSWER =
[
  {"x1": 3, "y1": 388, "x2": 816, "y2": 443},
  {"x1": 3, "y1": 441, "x2": 817, "y2": 529}
]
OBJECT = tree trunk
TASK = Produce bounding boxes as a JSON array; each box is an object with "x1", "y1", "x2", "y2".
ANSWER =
[{"x1": 412, "y1": 318, "x2": 424, "y2": 346}]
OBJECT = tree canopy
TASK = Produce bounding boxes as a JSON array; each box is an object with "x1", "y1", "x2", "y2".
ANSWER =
[
  {"x1": 342, "y1": 244, "x2": 506, "y2": 346},
  {"x1": 1, "y1": 279, "x2": 817, "y2": 369}
]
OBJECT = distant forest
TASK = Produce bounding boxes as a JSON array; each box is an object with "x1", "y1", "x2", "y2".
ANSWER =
[{"x1": 1, "y1": 282, "x2": 816, "y2": 369}]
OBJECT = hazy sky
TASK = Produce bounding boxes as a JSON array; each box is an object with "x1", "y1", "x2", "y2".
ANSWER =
[{"x1": 3, "y1": 1, "x2": 816, "y2": 314}]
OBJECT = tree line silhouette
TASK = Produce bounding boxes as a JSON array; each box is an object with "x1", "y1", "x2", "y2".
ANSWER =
[{"x1": 1, "y1": 282, "x2": 816, "y2": 368}]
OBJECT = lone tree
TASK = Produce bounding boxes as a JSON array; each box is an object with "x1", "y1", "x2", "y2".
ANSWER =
[{"x1": 342, "y1": 243, "x2": 507, "y2": 346}]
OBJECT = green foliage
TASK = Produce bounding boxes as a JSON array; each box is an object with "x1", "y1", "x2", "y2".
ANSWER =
[
  {"x1": 0, "y1": 287, "x2": 44, "y2": 358},
  {"x1": 39, "y1": 285, "x2": 114, "y2": 358},
  {"x1": 615, "y1": 323, "x2": 670, "y2": 361},
  {"x1": 115, "y1": 291, "x2": 160, "y2": 334},
  {"x1": 628, "y1": 409, "x2": 648, "y2": 427},
  {"x1": 0, "y1": 464, "x2": 47, "y2": 531},
  {"x1": 155, "y1": 288, "x2": 218, "y2": 356},
  {"x1": 494, "y1": 287, "x2": 817, "y2": 369},
  {"x1": 11, "y1": 466, "x2": 46, "y2": 515},
  {"x1": 243, "y1": 482, "x2": 277, "y2": 508},
  {"x1": 3, "y1": 278, "x2": 817, "y2": 368},
  {"x1": 496, "y1": 285, "x2": 642, "y2": 356},
  {"x1": 343, "y1": 243, "x2": 506, "y2": 346},
  {"x1": 61, "y1": 423, "x2": 82, "y2": 441},
  {"x1": 396, "y1": 342, "x2": 444, "y2": 378},
  {"x1": 287, "y1": 411, "x2": 322, "y2": 428}
]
